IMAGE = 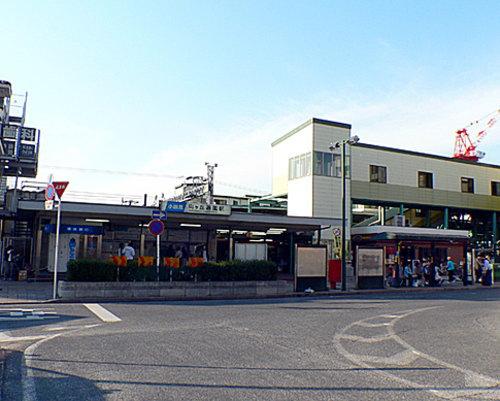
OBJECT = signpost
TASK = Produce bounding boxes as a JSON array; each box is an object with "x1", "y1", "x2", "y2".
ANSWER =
[
  {"x1": 51, "y1": 180, "x2": 69, "y2": 299},
  {"x1": 148, "y1": 219, "x2": 165, "y2": 281}
]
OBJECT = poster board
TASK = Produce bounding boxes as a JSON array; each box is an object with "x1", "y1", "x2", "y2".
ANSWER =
[
  {"x1": 357, "y1": 248, "x2": 384, "y2": 277},
  {"x1": 296, "y1": 246, "x2": 327, "y2": 277}
]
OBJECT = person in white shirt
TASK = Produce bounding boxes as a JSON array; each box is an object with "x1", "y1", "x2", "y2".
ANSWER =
[
  {"x1": 122, "y1": 242, "x2": 135, "y2": 260},
  {"x1": 482, "y1": 255, "x2": 493, "y2": 286}
]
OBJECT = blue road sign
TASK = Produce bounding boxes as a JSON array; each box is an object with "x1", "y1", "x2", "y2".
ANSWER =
[
  {"x1": 148, "y1": 219, "x2": 165, "y2": 236},
  {"x1": 165, "y1": 201, "x2": 186, "y2": 213},
  {"x1": 151, "y1": 209, "x2": 167, "y2": 220}
]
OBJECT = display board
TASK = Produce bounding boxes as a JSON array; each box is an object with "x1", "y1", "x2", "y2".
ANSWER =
[
  {"x1": 296, "y1": 246, "x2": 327, "y2": 277},
  {"x1": 357, "y1": 248, "x2": 384, "y2": 277}
]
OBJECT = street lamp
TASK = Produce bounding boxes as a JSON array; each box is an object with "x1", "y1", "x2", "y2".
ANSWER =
[{"x1": 329, "y1": 135, "x2": 360, "y2": 291}]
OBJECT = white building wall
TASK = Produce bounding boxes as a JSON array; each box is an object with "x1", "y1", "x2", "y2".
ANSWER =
[
  {"x1": 351, "y1": 146, "x2": 500, "y2": 195},
  {"x1": 288, "y1": 175, "x2": 313, "y2": 217},
  {"x1": 313, "y1": 123, "x2": 350, "y2": 151},
  {"x1": 271, "y1": 124, "x2": 313, "y2": 197}
]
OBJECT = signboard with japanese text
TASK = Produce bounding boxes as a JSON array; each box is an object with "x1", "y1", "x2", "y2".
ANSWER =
[
  {"x1": 162, "y1": 201, "x2": 186, "y2": 213},
  {"x1": 162, "y1": 200, "x2": 231, "y2": 216},
  {"x1": 43, "y1": 224, "x2": 104, "y2": 235},
  {"x1": 185, "y1": 202, "x2": 231, "y2": 216},
  {"x1": 0, "y1": 125, "x2": 37, "y2": 141}
]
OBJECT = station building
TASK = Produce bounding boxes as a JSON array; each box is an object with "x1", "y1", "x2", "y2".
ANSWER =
[{"x1": 271, "y1": 118, "x2": 500, "y2": 271}]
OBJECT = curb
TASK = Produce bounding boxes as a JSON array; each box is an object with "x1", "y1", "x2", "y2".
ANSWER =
[{"x1": 0, "y1": 285, "x2": 497, "y2": 305}]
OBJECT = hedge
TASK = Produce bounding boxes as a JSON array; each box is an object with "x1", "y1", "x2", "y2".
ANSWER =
[{"x1": 66, "y1": 259, "x2": 278, "y2": 282}]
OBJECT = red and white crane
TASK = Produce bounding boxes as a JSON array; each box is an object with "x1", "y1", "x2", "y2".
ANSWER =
[{"x1": 453, "y1": 108, "x2": 499, "y2": 161}]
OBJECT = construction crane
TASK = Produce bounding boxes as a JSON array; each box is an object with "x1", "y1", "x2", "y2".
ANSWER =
[{"x1": 453, "y1": 109, "x2": 499, "y2": 161}]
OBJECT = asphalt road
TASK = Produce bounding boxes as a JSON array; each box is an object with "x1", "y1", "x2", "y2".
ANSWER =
[{"x1": 2, "y1": 289, "x2": 499, "y2": 401}]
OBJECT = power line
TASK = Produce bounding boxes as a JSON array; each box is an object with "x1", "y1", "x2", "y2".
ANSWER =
[{"x1": 40, "y1": 164, "x2": 268, "y2": 195}]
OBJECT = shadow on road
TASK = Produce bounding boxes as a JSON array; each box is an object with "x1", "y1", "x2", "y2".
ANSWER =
[
  {"x1": 3, "y1": 350, "x2": 109, "y2": 401},
  {"x1": 0, "y1": 314, "x2": 85, "y2": 331}
]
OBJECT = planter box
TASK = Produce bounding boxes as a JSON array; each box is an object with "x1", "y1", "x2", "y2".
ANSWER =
[{"x1": 58, "y1": 280, "x2": 293, "y2": 300}]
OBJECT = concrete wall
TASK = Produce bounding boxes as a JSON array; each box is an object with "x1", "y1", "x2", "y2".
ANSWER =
[
  {"x1": 58, "y1": 280, "x2": 294, "y2": 300},
  {"x1": 288, "y1": 175, "x2": 313, "y2": 217},
  {"x1": 271, "y1": 123, "x2": 313, "y2": 197}
]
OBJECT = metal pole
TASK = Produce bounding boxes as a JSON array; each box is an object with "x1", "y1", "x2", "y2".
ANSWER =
[
  {"x1": 52, "y1": 199, "x2": 62, "y2": 299},
  {"x1": 341, "y1": 141, "x2": 347, "y2": 292},
  {"x1": 156, "y1": 233, "x2": 160, "y2": 281}
]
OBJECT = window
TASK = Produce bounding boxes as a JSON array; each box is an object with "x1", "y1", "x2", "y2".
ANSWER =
[
  {"x1": 369, "y1": 165, "x2": 387, "y2": 183},
  {"x1": 418, "y1": 171, "x2": 433, "y2": 188},
  {"x1": 492, "y1": 181, "x2": 500, "y2": 196},
  {"x1": 288, "y1": 152, "x2": 312, "y2": 180},
  {"x1": 461, "y1": 177, "x2": 474, "y2": 193},
  {"x1": 312, "y1": 151, "x2": 350, "y2": 178},
  {"x1": 314, "y1": 152, "x2": 323, "y2": 175}
]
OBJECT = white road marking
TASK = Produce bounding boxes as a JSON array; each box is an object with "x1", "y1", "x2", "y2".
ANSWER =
[
  {"x1": 83, "y1": 303, "x2": 121, "y2": 323},
  {"x1": 0, "y1": 332, "x2": 47, "y2": 342},
  {"x1": 333, "y1": 306, "x2": 500, "y2": 401}
]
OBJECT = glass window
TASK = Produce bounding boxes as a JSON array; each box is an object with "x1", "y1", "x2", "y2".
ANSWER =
[
  {"x1": 323, "y1": 152, "x2": 333, "y2": 176},
  {"x1": 418, "y1": 171, "x2": 433, "y2": 188},
  {"x1": 293, "y1": 156, "x2": 300, "y2": 179},
  {"x1": 299, "y1": 154, "x2": 306, "y2": 177},
  {"x1": 314, "y1": 152, "x2": 323, "y2": 175},
  {"x1": 288, "y1": 158, "x2": 293, "y2": 180},
  {"x1": 461, "y1": 177, "x2": 474, "y2": 193},
  {"x1": 492, "y1": 181, "x2": 500, "y2": 196},
  {"x1": 305, "y1": 153, "x2": 312, "y2": 176},
  {"x1": 370, "y1": 165, "x2": 387, "y2": 183}
]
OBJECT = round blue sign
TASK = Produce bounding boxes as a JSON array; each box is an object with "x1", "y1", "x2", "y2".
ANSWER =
[{"x1": 148, "y1": 219, "x2": 164, "y2": 236}]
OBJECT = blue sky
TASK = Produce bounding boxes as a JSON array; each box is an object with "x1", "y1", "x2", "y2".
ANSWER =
[{"x1": 2, "y1": 0, "x2": 500, "y2": 200}]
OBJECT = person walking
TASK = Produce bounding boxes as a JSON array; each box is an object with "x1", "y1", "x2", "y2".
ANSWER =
[
  {"x1": 118, "y1": 242, "x2": 125, "y2": 257},
  {"x1": 475, "y1": 256, "x2": 484, "y2": 283},
  {"x1": 482, "y1": 255, "x2": 493, "y2": 286},
  {"x1": 404, "y1": 260, "x2": 413, "y2": 288},
  {"x1": 122, "y1": 241, "x2": 136, "y2": 260},
  {"x1": 446, "y1": 256, "x2": 456, "y2": 282}
]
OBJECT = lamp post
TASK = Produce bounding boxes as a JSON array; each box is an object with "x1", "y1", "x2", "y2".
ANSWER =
[{"x1": 330, "y1": 135, "x2": 359, "y2": 291}]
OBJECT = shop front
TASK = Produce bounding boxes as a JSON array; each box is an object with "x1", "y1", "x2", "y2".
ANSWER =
[
  {"x1": 15, "y1": 199, "x2": 338, "y2": 279},
  {"x1": 351, "y1": 226, "x2": 469, "y2": 289}
]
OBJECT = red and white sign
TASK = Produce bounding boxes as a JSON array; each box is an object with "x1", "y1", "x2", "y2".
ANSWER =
[
  {"x1": 52, "y1": 181, "x2": 69, "y2": 199},
  {"x1": 45, "y1": 184, "x2": 56, "y2": 201}
]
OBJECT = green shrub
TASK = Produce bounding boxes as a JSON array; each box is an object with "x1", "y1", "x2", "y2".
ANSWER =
[
  {"x1": 66, "y1": 259, "x2": 277, "y2": 282},
  {"x1": 197, "y1": 260, "x2": 277, "y2": 281},
  {"x1": 67, "y1": 259, "x2": 116, "y2": 282}
]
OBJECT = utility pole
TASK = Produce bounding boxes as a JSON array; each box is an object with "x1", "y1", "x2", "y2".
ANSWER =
[{"x1": 205, "y1": 162, "x2": 218, "y2": 205}]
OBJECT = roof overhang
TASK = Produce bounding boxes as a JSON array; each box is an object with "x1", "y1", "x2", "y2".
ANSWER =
[
  {"x1": 351, "y1": 225, "x2": 469, "y2": 241},
  {"x1": 18, "y1": 200, "x2": 339, "y2": 232}
]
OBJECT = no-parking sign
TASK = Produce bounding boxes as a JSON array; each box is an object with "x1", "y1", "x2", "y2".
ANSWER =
[
  {"x1": 45, "y1": 184, "x2": 56, "y2": 201},
  {"x1": 148, "y1": 219, "x2": 165, "y2": 236}
]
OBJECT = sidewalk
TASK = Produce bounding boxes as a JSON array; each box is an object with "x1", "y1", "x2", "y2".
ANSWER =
[
  {"x1": 0, "y1": 281, "x2": 52, "y2": 304},
  {"x1": 0, "y1": 280, "x2": 495, "y2": 305}
]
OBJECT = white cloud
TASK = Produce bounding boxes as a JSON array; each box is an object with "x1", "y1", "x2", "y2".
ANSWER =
[{"x1": 30, "y1": 80, "x2": 500, "y2": 203}]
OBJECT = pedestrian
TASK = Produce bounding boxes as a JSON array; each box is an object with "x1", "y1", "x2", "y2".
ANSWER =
[
  {"x1": 423, "y1": 259, "x2": 431, "y2": 286},
  {"x1": 446, "y1": 256, "x2": 456, "y2": 282},
  {"x1": 434, "y1": 264, "x2": 444, "y2": 286},
  {"x1": 404, "y1": 260, "x2": 413, "y2": 287},
  {"x1": 122, "y1": 241, "x2": 136, "y2": 260},
  {"x1": 475, "y1": 256, "x2": 483, "y2": 283},
  {"x1": 413, "y1": 260, "x2": 424, "y2": 287},
  {"x1": 482, "y1": 255, "x2": 493, "y2": 286},
  {"x1": 118, "y1": 242, "x2": 125, "y2": 257},
  {"x1": 391, "y1": 262, "x2": 402, "y2": 287}
]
